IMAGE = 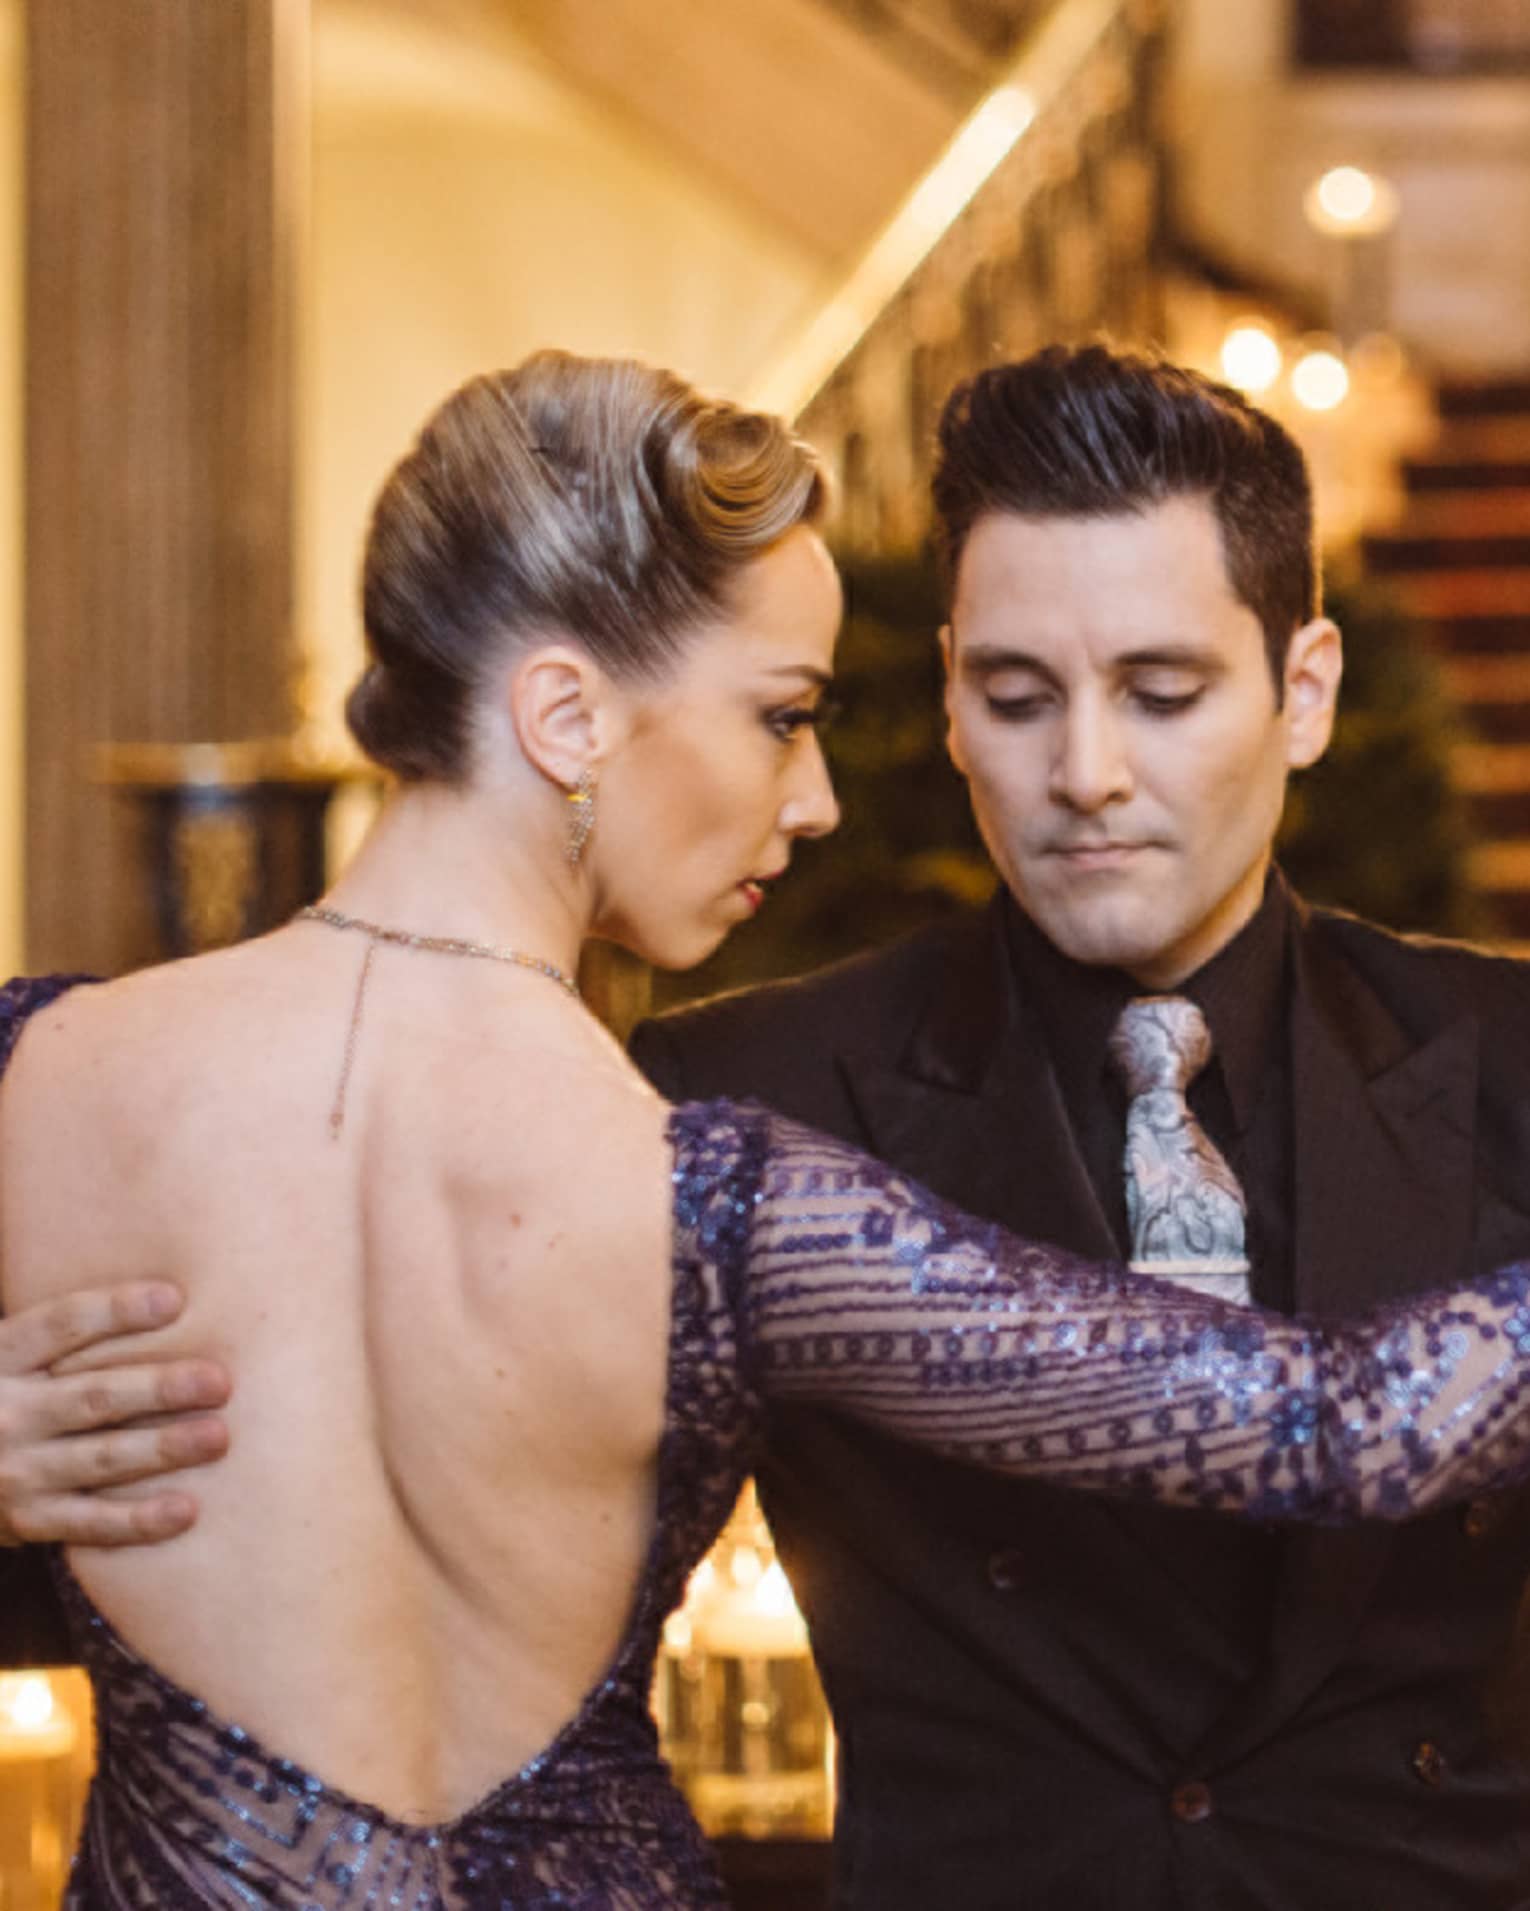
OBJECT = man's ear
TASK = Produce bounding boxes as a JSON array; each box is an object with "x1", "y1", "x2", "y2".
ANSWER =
[
  {"x1": 938, "y1": 623, "x2": 969, "y2": 778},
  {"x1": 1283, "y1": 616, "x2": 1343, "y2": 771},
  {"x1": 507, "y1": 643, "x2": 612, "y2": 789}
]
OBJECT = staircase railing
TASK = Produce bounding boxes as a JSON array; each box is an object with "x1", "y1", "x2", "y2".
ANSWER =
[{"x1": 750, "y1": 0, "x2": 1170, "y2": 555}]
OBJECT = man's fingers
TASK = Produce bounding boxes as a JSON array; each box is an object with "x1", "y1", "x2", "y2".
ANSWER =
[
  {"x1": 0, "y1": 1416, "x2": 226, "y2": 1546},
  {"x1": 40, "y1": 1359, "x2": 231, "y2": 1437},
  {"x1": 12, "y1": 1489, "x2": 201, "y2": 1549},
  {"x1": 0, "y1": 1282, "x2": 183, "y2": 1377},
  {"x1": 32, "y1": 1416, "x2": 230, "y2": 1495}
]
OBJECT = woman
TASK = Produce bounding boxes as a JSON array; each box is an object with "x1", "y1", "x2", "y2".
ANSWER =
[{"x1": 2, "y1": 351, "x2": 1530, "y2": 1910}]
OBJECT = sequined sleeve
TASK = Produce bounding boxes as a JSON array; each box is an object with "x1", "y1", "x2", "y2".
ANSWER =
[{"x1": 678, "y1": 1100, "x2": 1530, "y2": 1525}]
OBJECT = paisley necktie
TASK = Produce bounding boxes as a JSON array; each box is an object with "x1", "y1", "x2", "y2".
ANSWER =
[{"x1": 1107, "y1": 995, "x2": 1251, "y2": 1306}]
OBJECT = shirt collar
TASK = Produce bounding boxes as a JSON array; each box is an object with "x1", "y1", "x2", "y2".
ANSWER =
[
  {"x1": 1181, "y1": 871, "x2": 1293, "y2": 1129},
  {"x1": 1003, "y1": 868, "x2": 1293, "y2": 1131}
]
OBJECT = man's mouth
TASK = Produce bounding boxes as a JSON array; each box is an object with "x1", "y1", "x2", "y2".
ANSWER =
[{"x1": 1045, "y1": 842, "x2": 1151, "y2": 868}]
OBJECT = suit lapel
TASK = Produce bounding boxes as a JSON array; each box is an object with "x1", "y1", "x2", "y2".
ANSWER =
[
  {"x1": 1290, "y1": 919, "x2": 1478, "y2": 1317},
  {"x1": 838, "y1": 902, "x2": 1220, "y2": 1768},
  {"x1": 837, "y1": 900, "x2": 1118, "y2": 1259},
  {"x1": 1197, "y1": 908, "x2": 1481, "y2": 1770},
  {"x1": 839, "y1": 894, "x2": 1487, "y2": 1770}
]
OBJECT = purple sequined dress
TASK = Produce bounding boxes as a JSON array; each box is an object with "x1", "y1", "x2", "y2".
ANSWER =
[{"x1": 7, "y1": 975, "x2": 1530, "y2": 1909}]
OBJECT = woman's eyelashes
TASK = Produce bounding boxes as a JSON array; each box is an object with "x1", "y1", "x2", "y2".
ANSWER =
[{"x1": 763, "y1": 694, "x2": 839, "y2": 742}]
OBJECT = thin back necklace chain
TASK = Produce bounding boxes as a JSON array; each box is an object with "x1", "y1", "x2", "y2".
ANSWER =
[{"x1": 295, "y1": 903, "x2": 581, "y2": 1139}]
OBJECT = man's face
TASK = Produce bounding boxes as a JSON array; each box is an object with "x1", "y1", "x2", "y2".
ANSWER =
[{"x1": 942, "y1": 496, "x2": 1340, "y2": 988}]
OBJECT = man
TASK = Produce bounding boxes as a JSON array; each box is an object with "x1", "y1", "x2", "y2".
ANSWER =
[
  {"x1": 629, "y1": 348, "x2": 1530, "y2": 1908},
  {"x1": 6, "y1": 345, "x2": 1530, "y2": 1906}
]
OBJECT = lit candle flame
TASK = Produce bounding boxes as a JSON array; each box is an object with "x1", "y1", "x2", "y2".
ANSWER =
[{"x1": 0, "y1": 1674, "x2": 56, "y2": 1735}]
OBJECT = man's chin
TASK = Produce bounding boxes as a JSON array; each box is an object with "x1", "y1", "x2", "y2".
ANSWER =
[{"x1": 1025, "y1": 904, "x2": 1175, "y2": 979}]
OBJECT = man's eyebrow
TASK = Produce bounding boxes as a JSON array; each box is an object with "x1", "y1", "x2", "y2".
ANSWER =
[
  {"x1": 1112, "y1": 644, "x2": 1225, "y2": 671},
  {"x1": 956, "y1": 645, "x2": 1059, "y2": 684},
  {"x1": 956, "y1": 642, "x2": 1224, "y2": 675}
]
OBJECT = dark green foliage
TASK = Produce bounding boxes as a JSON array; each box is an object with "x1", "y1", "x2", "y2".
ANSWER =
[
  {"x1": 1277, "y1": 565, "x2": 1481, "y2": 937},
  {"x1": 654, "y1": 552, "x2": 1478, "y2": 1008}
]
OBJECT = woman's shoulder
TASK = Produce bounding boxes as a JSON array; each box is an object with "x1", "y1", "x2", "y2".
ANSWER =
[{"x1": 0, "y1": 939, "x2": 288, "y2": 1116}]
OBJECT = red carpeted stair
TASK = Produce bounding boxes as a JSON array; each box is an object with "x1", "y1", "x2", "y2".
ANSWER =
[{"x1": 1364, "y1": 380, "x2": 1530, "y2": 939}]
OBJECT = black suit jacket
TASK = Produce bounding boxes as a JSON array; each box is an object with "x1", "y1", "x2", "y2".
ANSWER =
[{"x1": 631, "y1": 891, "x2": 1530, "y2": 1911}]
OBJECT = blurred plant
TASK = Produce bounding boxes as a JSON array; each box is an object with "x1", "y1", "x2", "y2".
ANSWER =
[
  {"x1": 654, "y1": 551, "x2": 1480, "y2": 1008},
  {"x1": 1277, "y1": 563, "x2": 1481, "y2": 937}
]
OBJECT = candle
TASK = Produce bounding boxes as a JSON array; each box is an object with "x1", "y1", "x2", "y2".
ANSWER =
[{"x1": 0, "y1": 1671, "x2": 93, "y2": 1911}]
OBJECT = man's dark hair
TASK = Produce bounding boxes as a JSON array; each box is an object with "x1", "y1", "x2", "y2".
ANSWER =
[{"x1": 932, "y1": 343, "x2": 1318, "y2": 686}]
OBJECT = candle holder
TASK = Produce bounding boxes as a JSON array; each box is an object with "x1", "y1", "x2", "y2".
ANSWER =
[
  {"x1": 0, "y1": 1671, "x2": 93, "y2": 1911},
  {"x1": 654, "y1": 1483, "x2": 833, "y2": 1842}
]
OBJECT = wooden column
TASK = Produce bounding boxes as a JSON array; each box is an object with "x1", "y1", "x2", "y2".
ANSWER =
[{"x1": 24, "y1": 0, "x2": 306, "y2": 973}]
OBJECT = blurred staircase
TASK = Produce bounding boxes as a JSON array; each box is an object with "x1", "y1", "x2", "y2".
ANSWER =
[{"x1": 1363, "y1": 381, "x2": 1530, "y2": 940}]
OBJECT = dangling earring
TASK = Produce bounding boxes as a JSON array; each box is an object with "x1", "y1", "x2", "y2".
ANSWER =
[{"x1": 565, "y1": 766, "x2": 597, "y2": 868}]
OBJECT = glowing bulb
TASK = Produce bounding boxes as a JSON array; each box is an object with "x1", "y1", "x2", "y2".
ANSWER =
[
  {"x1": 1219, "y1": 323, "x2": 1283, "y2": 394},
  {"x1": 1318, "y1": 167, "x2": 1375, "y2": 225},
  {"x1": 1303, "y1": 166, "x2": 1399, "y2": 237},
  {"x1": 1291, "y1": 349, "x2": 1350, "y2": 412},
  {"x1": 0, "y1": 1674, "x2": 54, "y2": 1733}
]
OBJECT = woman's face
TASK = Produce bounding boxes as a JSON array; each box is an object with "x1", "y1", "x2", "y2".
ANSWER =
[{"x1": 592, "y1": 525, "x2": 843, "y2": 970}]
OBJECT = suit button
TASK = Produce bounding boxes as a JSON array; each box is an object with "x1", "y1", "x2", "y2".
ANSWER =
[
  {"x1": 1462, "y1": 1498, "x2": 1496, "y2": 1539},
  {"x1": 1411, "y1": 1741, "x2": 1446, "y2": 1787},
  {"x1": 1169, "y1": 1780, "x2": 1213, "y2": 1824},
  {"x1": 987, "y1": 1548, "x2": 1025, "y2": 1592}
]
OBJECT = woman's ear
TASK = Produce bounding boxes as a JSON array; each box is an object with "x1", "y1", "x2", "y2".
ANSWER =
[{"x1": 507, "y1": 643, "x2": 613, "y2": 789}]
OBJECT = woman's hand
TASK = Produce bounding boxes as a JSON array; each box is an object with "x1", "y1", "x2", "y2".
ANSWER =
[{"x1": 0, "y1": 1283, "x2": 230, "y2": 1546}]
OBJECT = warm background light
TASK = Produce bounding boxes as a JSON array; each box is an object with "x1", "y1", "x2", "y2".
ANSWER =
[
  {"x1": 0, "y1": 1674, "x2": 74, "y2": 1761},
  {"x1": 655, "y1": 1485, "x2": 831, "y2": 1840},
  {"x1": 1319, "y1": 166, "x2": 1376, "y2": 224},
  {"x1": 0, "y1": 1668, "x2": 93, "y2": 1910},
  {"x1": 1303, "y1": 165, "x2": 1400, "y2": 237},
  {"x1": 1220, "y1": 322, "x2": 1283, "y2": 394},
  {"x1": 907, "y1": 85, "x2": 1034, "y2": 235},
  {"x1": 1291, "y1": 347, "x2": 1351, "y2": 412}
]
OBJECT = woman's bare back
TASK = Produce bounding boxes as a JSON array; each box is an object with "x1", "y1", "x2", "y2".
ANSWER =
[{"x1": 0, "y1": 930, "x2": 675, "y2": 1822}]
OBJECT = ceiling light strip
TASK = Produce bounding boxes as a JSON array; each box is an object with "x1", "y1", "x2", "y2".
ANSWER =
[{"x1": 748, "y1": 0, "x2": 1124, "y2": 420}]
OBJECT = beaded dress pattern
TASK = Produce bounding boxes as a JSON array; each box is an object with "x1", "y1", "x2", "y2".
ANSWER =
[{"x1": 5, "y1": 974, "x2": 1530, "y2": 1908}]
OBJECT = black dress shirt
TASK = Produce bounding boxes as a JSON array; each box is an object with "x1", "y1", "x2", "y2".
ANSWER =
[
  {"x1": 1003, "y1": 869, "x2": 1296, "y2": 1312},
  {"x1": 1003, "y1": 870, "x2": 1298, "y2": 1642}
]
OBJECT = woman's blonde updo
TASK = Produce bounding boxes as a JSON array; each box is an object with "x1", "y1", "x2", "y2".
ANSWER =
[{"x1": 347, "y1": 351, "x2": 828, "y2": 782}]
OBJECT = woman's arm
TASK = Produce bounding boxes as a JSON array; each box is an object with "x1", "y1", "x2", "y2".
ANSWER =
[{"x1": 710, "y1": 1105, "x2": 1530, "y2": 1524}]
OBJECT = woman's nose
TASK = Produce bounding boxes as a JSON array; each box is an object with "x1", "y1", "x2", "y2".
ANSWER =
[{"x1": 782, "y1": 735, "x2": 840, "y2": 839}]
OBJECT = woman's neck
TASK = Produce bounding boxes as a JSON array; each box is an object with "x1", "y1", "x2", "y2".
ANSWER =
[{"x1": 321, "y1": 782, "x2": 586, "y2": 980}]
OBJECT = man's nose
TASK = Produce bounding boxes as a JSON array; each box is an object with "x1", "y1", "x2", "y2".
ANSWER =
[
  {"x1": 1050, "y1": 703, "x2": 1133, "y2": 812},
  {"x1": 782, "y1": 735, "x2": 841, "y2": 839}
]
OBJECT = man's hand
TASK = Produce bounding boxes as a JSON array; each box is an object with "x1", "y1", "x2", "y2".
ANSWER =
[{"x1": 0, "y1": 1283, "x2": 230, "y2": 1547}]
